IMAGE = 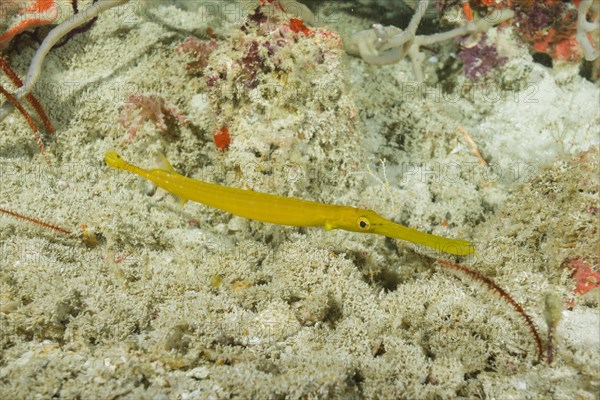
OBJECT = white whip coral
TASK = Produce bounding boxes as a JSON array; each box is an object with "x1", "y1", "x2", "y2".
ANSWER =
[
  {"x1": 345, "y1": 0, "x2": 514, "y2": 82},
  {"x1": 0, "y1": 0, "x2": 130, "y2": 123},
  {"x1": 576, "y1": 0, "x2": 600, "y2": 61}
]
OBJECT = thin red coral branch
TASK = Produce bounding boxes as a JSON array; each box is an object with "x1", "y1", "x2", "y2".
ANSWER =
[
  {"x1": 0, "y1": 56, "x2": 54, "y2": 134},
  {"x1": 437, "y1": 259, "x2": 544, "y2": 362},
  {"x1": 0, "y1": 83, "x2": 51, "y2": 165},
  {"x1": 0, "y1": 207, "x2": 71, "y2": 235},
  {"x1": 0, "y1": 84, "x2": 37, "y2": 131}
]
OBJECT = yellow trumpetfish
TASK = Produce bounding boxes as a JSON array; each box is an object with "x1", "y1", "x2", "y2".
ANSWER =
[{"x1": 105, "y1": 151, "x2": 474, "y2": 256}]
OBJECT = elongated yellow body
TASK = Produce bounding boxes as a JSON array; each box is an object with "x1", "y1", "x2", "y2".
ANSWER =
[{"x1": 105, "y1": 151, "x2": 474, "y2": 256}]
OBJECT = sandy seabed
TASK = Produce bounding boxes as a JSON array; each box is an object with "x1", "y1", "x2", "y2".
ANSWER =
[{"x1": 0, "y1": 1, "x2": 598, "y2": 399}]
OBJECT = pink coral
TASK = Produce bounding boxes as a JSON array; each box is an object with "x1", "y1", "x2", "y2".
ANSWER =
[
  {"x1": 562, "y1": 256, "x2": 600, "y2": 308},
  {"x1": 175, "y1": 37, "x2": 219, "y2": 73},
  {"x1": 118, "y1": 94, "x2": 188, "y2": 142},
  {"x1": 568, "y1": 257, "x2": 600, "y2": 296}
]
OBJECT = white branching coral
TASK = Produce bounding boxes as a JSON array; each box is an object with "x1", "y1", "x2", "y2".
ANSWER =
[
  {"x1": 576, "y1": 0, "x2": 600, "y2": 61},
  {"x1": 345, "y1": 0, "x2": 514, "y2": 82}
]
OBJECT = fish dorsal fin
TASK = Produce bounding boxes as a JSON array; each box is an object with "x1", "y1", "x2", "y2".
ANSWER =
[
  {"x1": 156, "y1": 154, "x2": 188, "y2": 207},
  {"x1": 157, "y1": 154, "x2": 176, "y2": 173}
]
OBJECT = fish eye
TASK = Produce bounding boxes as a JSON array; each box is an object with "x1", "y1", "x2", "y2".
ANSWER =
[{"x1": 357, "y1": 217, "x2": 370, "y2": 230}]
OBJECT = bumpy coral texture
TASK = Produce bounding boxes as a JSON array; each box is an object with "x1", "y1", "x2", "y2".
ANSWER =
[
  {"x1": 514, "y1": 0, "x2": 582, "y2": 61},
  {"x1": 459, "y1": 34, "x2": 509, "y2": 79},
  {"x1": 199, "y1": 1, "x2": 362, "y2": 197}
]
